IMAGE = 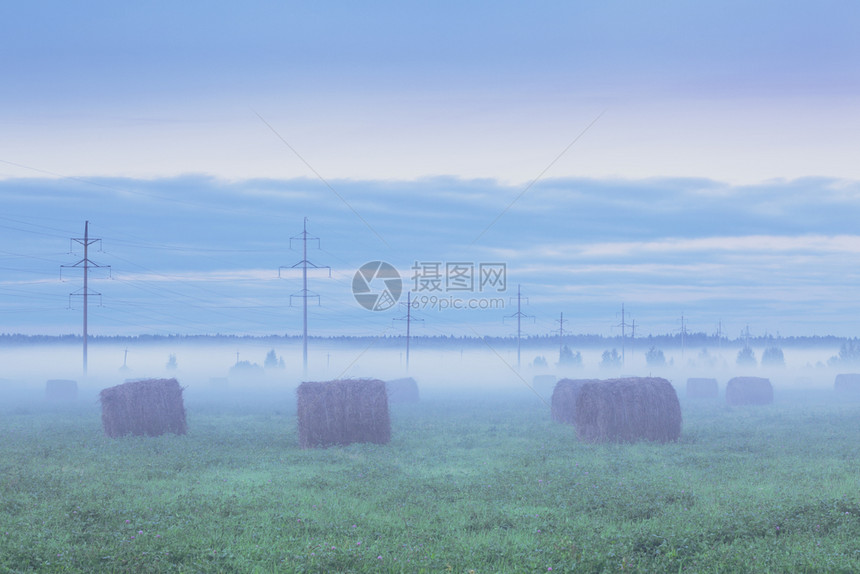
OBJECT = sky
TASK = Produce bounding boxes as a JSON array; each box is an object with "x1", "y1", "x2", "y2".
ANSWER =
[{"x1": 2, "y1": 1, "x2": 860, "y2": 340}]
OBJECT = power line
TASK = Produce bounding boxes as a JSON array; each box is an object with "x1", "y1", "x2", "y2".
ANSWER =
[
  {"x1": 253, "y1": 111, "x2": 390, "y2": 248},
  {"x1": 470, "y1": 109, "x2": 606, "y2": 245}
]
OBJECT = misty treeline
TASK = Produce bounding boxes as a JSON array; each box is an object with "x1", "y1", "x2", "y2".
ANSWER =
[
  {"x1": 829, "y1": 339, "x2": 860, "y2": 365},
  {"x1": 0, "y1": 332, "x2": 855, "y2": 350},
  {"x1": 227, "y1": 350, "x2": 286, "y2": 375}
]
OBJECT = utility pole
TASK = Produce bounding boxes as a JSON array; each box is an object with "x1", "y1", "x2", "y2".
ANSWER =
[
  {"x1": 61, "y1": 221, "x2": 110, "y2": 376},
  {"x1": 504, "y1": 284, "x2": 533, "y2": 369},
  {"x1": 279, "y1": 217, "x2": 330, "y2": 378},
  {"x1": 394, "y1": 292, "x2": 423, "y2": 371},
  {"x1": 616, "y1": 303, "x2": 632, "y2": 366}
]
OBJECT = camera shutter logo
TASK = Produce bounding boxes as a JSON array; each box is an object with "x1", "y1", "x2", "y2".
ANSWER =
[{"x1": 353, "y1": 261, "x2": 402, "y2": 311}]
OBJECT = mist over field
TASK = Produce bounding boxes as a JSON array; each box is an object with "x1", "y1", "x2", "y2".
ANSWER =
[
  {"x1": 3, "y1": 335, "x2": 860, "y2": 572},
  {"x1": 0, "y1": 337, "x2": 849, "y2": 400}
]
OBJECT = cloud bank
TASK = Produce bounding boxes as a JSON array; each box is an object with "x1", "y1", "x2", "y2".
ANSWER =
[{"x1": 1, "y1": 175, "x2": 859, "y2": 338}]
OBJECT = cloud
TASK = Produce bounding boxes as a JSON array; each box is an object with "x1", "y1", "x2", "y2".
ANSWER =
[
  {"x1": 551, "y1": 234, "x2": 860, "y2": 259},
  {"x1": 114, "y1": 268, "x2": 279, "y2": 283}
]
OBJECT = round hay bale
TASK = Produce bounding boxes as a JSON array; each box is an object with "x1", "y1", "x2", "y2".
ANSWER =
[
  {"x1": 574, "y1": 377, "x2": 682, "y2": 443},
  {"x1": 45, "y1": 379, "x2": 78, "y2": 401},
  {"x1": 297, "y1": 379, "x2": 390, "y2": 448},
  {"x1": 385, "y1": 377, "x2": 420, "y2": 404},
  {"x1": 834, "y1": 373, "x2": 860, "y2": 394},
  {"x1": 686, "y1": 377, "x2": 719, "y2": 399},
  {"x1": 99, "y1": 378, "x2": 187, "y2": 438},
  {"x1": 725, "y1": 376, "x2": 773, "y2": 405},
  {"x1": 550, "y1": 378, "x2": 598, "y2": 424}
]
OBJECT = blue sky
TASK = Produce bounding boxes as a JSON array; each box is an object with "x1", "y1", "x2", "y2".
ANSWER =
[{"x1": 2, "y1": 1, "x2": 860, "y2": 339}]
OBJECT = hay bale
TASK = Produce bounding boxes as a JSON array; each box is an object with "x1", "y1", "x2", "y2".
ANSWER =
[
  {"x1": 533, "y1": 374, "x2": 557, "y2": 397},
  {"x1": 297, "y1": 379, "x2": 390, "y2": 448},
  {"x1": 725, "y1": 376, "x2": 773, "y2": 406},
  {"x1": 229, "y1": 361, "x2": 265, "y2": 384},
  {"x1": 550, "y1": 378, "x2": 598, "y2": 424},
  {"x1": 45, "y1": 379, "x2": 78, "y2": 401},
  {"x1": 834, "y1": 373, "x2": 860, "y2": 393},
  {"x1": 385, "y1": 377, "x2": 420, "y2": 403},
  {"x1": 99, "y1": 378, "x2": 187, "y2": 438},
  {"x1": 574, "y1": 377, "x2": 682, "y2": 443},
  {"x1": 686, "y1": 377, "x2": 719, "y2": 399}
]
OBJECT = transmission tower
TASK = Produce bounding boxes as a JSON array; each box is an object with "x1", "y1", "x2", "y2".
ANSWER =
[
  {"x1": 394, "y1": 292, "x2": 423, "y2": 371},
  {"x1": 556, "y1": 311, "x2": 569, "y2": 356},
  {"x1": 715, "y1": 320, "x2": 723, "y2": 353},
  {"x1": 616, "y1": 303, "x2": 632, "y2": 366},
  {"x1": 279, "y1": 217, "x2": 330, "y2": 377},
  {"x1": 61, "y1": 221, "x2": 110, "y2": 375},
  {"x1": 679, "y1": 313, "x2": 689, "y2": 358},
  {"x1": 504, "y1": 284, "x2": 534, "y2": 369},
  {"x1": 741, "y1": 324, "x2": 752, "y2": 347}
]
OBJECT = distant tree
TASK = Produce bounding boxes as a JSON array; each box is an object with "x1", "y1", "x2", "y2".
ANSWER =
[
  {"x1": 829, "y1": 339, "x2": 860, "y2": 366},
  {"x1": 532, "y1": 355, "x2": 548, "y2": 368},
  {"x1": 736, "y1": 346, "x2": 756, "y2": 367},
  {"x1": 696, "y1": 348, "x2": 716, "y2": 369},
  {"x1": 600, "y1": 348, "x2": 622, "y2": 368},
  {"x1": 558, "y1": 345, "x2": 582, "y2": 367},
  {"x1": 264, "y1": 349, "x2": 279, "y2": 369},
  {"x1": 842, "y1": 339, "x2": 860, "y2": 362},
  {"x1": 761, "y1": 346, "x2": 785, "y2": 367},
  {"x1": 645, "y1": 346, "x2": 666, "y2": 367},
  {"x1": 166, "y1": 353, "x2": 178, "y2": 370}
]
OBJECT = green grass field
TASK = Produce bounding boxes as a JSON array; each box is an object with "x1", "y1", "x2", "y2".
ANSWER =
[{"x1": 1, "y1": 388, "x2": 859, "y2": 573}]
